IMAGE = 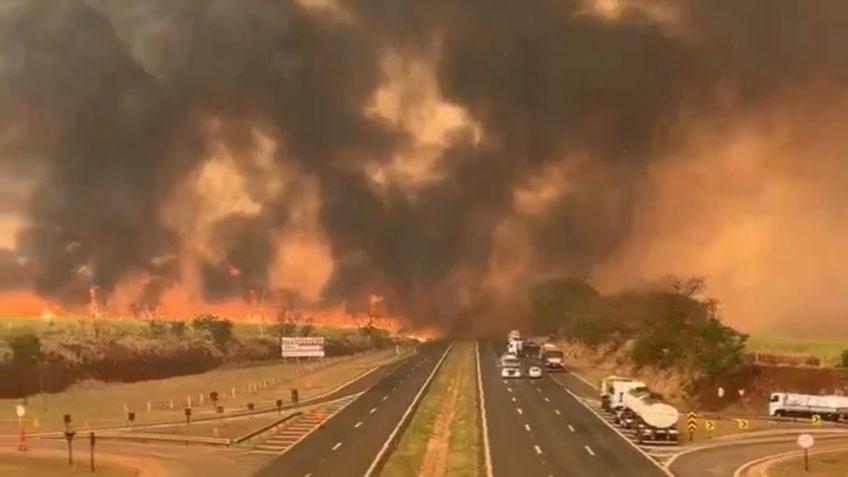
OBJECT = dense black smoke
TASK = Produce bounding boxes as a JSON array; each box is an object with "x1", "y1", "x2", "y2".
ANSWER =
[{"x1": 2, "y1": 0, "x2": 848, "y2": 325}]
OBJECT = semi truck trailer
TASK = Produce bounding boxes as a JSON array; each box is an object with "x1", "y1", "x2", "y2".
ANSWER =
[{"x1": 769, "y1": 392, "x2": 848, "y2": 421}]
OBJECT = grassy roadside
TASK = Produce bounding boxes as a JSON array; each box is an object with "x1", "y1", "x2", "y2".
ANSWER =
[
  {"x1": 380, "y1": 342, "x2": 480, "y2": 477},
  {"x1": 0, "y1": 454, "x2": 136, "y2": 477},
  {"x1": 0, "y1": 346, "x2": 411, "y2": 435},
  {"x1": 763, "y1": 448, "x2": 848, "y2": 477}
]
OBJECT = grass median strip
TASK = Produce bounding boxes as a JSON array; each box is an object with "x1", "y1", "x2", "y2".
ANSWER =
[{"x1": 380, "y1": 342, "x2": 480, "y2": 477}]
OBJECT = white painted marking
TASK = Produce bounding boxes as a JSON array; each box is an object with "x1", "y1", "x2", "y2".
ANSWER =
[
  {"x1": 585, "y1": 445, "x2": 595, "y2": 456},
  {"x1": 332, "y1": 442, "x2": 342, "y2": 451},
  {"x1": 534, "y1": 445, "x2": 542, "y2": 455},
  {"x1": 555, "y1": 409, "x2": 561, "y2": 416},
  {"x1": 511, "y1": 397, "x2": 517, "y2": 402},
  {"x1": 524, "y1": 424, "x2": 531, "y2": 432},
  {"x1": 476, "y1": 341, "x2": 494, "y2": 477},
  {"x1": 507, "y1": 387, "x2": 513, "y2": 393},
  {"x1": 517, "y1": 408, "x2": 523, "y2": 415},
  {"x1": 536, "y1": 387, "x2": 542, "y2": 393},
  {"x1": 383, "y1": 395, "x2": 388, "y2": 401},
  {"x1": 543, "y1": 397, "x2": 550, "y2": 403},
  {"x1": 354, "y1": 421, "x2": 363, "y2": 428},
  {"x1": 568, "y1": 424, "x2": 575, "y2": 433},
  {"x1": 370, "y1": 408, "x2": 377, "y2": 414}
]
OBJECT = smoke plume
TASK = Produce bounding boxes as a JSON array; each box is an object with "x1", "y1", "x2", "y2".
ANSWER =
[{"x1": 1, "y1": 0, "x2": 848, "y2": 333}]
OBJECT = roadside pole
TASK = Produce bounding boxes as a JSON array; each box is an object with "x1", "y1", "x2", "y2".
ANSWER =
[{"x1": 89, "y1": 432, "x2": 95, "y2": 472}]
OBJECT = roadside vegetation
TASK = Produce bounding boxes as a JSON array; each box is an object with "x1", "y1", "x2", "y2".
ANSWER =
[
  {"x1": 764, "y1": 448, "x2": 848, "y2": 477},
  {"x1": 380, "y1": 342, "x2": 480, "y2": 477},
  {"x1": 0, "y1": 453, "x2": 137, "y2": 477},
  {"x1": 0, "y1": 345, "x2": 409, "y2": 435},
  {"x1": 0, "y1": 316, "x2": 398, "y2": 398},
  {"x1": 528, "y1": 277, "x2": 748, "y2": 380}
]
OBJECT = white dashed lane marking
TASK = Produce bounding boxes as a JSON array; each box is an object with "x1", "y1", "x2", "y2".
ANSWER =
[
  {"x1": 332, "y1": 442, "x2": 342, "y2": 451},
  {"x1": 354, "y1": 421, "x2": 363, "y2": 428},
  {"x1": 517, "y1": 408, "x2": 524, "y2": 415},
  {"x1": 568, "y1": 424, "x2": 575, "y2": 433},
  {"x1": 370, "y1": 408, "x2": 377, "y2": 414},
  {"x1": 534, "y1": 445, "x2": 543, "y2": 455},
  {"x1": 511, "y1": 396, "x2": 517, "y2": 402},
  {"x1": 524, "y1": 423, "x2": 531, "y2": 432},
  {"x1": 543, "y1": 397, "x2": 550, "y2": 403},
  {"x1": 584, "y1": 445, "x2": 595, "y2": 456},
  {"x1": 554, "y1": 409, "x2": 561, "y2": 416}
]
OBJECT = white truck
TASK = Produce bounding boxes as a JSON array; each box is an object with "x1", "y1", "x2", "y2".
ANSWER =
[
  {"x1": 601, "y1": 376, "x2": 648, "y2": 412},
  {"x1": 620, "y1": 389, "x2": 680, "y2": 443},
  {"x1": 508, "y1": 330, "x2": 521, "y2": 341},
  {"x1": 769, "y1": 392, "x2": 848, "y2": 421},
  {"x1": 538, "y1": 343, "x2": 564, "y2": 371}
]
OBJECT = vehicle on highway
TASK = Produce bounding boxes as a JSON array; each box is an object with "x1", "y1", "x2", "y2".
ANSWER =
[
  {"x1": 538, "y1": 343, "x2": 565, "y2": 370},
  {"x1": 521, "y1": 340, "x2": 541, "y2": 358},
  {"x1": 501, "y1": 366, "x2": 522, "y2": 378},
  {"x1": 769, "y1": 392, "x2": 848, "y2": 421},
  {"x1": 500, "y1": 355, "x2": 520, "y2": 369},
  {"x1": 507, "y1": 338, "x2": 522, "y2": 356},
  {"x1": 620, "y1": 389, "x2": 680, "y2": 443},
  {"x1": 601, "y1": 376, "x2": 646, "y2": 411},
  {"x1": 528, "y1": 366, "x2": 543, "y2": 378},
  {"x1": 508, "y1": 329, "x2": 521, "y2": 341}
]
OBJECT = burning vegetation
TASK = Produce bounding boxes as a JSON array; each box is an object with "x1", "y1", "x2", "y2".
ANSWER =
[{"x1": 1, "y1": 1, "x2": 848, "y2": 335}]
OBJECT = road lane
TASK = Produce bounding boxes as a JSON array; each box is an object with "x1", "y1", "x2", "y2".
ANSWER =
[
  {"x1": 481, "y1": 340, "x2": 668, "y2": 476},
  {"x1": 253, "y1": 341, "x2": 450, "y2": 477}
]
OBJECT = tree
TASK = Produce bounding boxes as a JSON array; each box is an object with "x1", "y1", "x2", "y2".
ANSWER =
[
  {"x1": 840, "y1": 348, "x2": 848, "y2": 368},
  {"x1": 528, "y1": 278, "x2": 600, "y2": 336}
]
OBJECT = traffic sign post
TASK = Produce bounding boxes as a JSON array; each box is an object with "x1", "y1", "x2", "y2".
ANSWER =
[
  {"x1": 734, "y1": 418, "x2": 749, "y2": 431},
  {"x1": 64, "y1": 430, "x2": 76, "y2": 467},
  {"x1": 184, "y1": 407, "x2": 192, "y2": 425},
  {"x1": 811, "y1": 414, "x2": 821, "y2": 426},
  {"x1": 15, "y1": 404, "x2": 27, "y2": 451},
  {"x1": 687, "y1": 411, "x2": 697, "y2": 441},
  {"x1": 797, "y1": 433, "x2": 814, "y2": 471},
  {"x1": 276, "y1": 399, "x2": 283, "y2": 415},
  {"x1": 705, "y1": 420, "x2": 716, "y2": 438},
  {"x1": 89, "y1": 432, "x2": 95, "y2": 472}
]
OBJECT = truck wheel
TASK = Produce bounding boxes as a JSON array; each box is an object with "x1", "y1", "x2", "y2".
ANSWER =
[{"x1": 775, "y1": 410, "x2": 785, "y2": 418}]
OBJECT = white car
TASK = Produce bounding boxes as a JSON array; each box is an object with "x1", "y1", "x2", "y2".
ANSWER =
[
  {"x1": 501, "y1": 366, "x2": 522, "y2": 379},
  {"x1": 528, "y1": 366, "x2": 543, "y2": 379}
]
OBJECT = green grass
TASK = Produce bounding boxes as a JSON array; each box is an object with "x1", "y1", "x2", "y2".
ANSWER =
[
  {"x1": 746, "y1": 335, "x2": 848, "y2": 363},
  {"x1": 0, "y1": 346, "x2": 410, "y2": 435},
  {"x1": 380, "y1": 342, "x2": 480, "y2": 477},
  {"x1": 0, "y1": 454, "x2": 137, "y2": 477}
]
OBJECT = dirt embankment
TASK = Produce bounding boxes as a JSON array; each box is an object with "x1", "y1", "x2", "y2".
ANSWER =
[
  {"x1": 0, "y1": 333, "x2": 389, "y2": 398},
  {"x1": 562, "y1": 340, "x2": 848, "y2": 414}
]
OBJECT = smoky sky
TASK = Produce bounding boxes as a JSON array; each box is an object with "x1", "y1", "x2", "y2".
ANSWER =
[{"x1": 1, "y1": 0, "x2": 847, "y2": 323}]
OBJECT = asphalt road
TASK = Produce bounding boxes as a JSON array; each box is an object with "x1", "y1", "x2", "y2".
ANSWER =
[
  {"x1": 253, "y1": 340, "x2": 450, "y2": 477},
  {"x1": 480, "y1": 340, "x2": 668, "y2": 477}
]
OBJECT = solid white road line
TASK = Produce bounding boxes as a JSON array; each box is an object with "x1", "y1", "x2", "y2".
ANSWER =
[
  {"x1": 534, "y1": 445, "x2": 543, "y2": 455},
  {"x1": 332, "y1": 442, "x2": 342, "y2": 451},
  {"x1": 476, "y1": 341, "x2": 494, "y2": 477},
  {"x1": 568, "y1": 424, "x2": 575, "y2": 433},
  {"x1": 548, "y1": 375, "x2": 674, "y2": 477},
  {"x1": 354, "y1": 421, "x2": 363, "y2": 428},
  {"x1": 585, "y1": 445, "x2": 595, "y2": 456}
]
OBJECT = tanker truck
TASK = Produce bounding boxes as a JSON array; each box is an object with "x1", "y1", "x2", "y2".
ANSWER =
[
  {"x1": 619, "y1": 389, "x2": 680, "y2": 444},
  {"x1": 769, "y1": 392, "x2": 848, "y2": 421},
  {"x1": 600, "y1": 376, "x2": 648, "y2": 412}
]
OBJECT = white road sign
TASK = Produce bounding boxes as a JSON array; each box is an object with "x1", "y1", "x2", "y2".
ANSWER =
[
  {"x1": 281, "y1": 337, "x2": 326, "y2": 358},
  {"x1": 15, "y1": 404, "x2": 25, "y2": 418},
  {"x1": 797, "y1": 433, "x2": 814, "y2": 449}
]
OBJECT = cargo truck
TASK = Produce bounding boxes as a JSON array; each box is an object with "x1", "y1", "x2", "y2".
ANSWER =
[
  {"x1": 769, "y1": 392, "x2": 848, "y2": 421},
  {"x1": 538, "y1": 343, "x2": 564, "y2": 370},
  {"x1": 601, "y1": 376, "x2": 648, "y2": 412},
  {"x1": 620, "y1": 389, "x2": 680, "y2": 444}
]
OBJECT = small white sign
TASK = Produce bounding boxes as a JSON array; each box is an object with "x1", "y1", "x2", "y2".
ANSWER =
[
  {"x1": 15, "y1": 404, "x2": 25, "y2": 418},
  {"x1": 717, "y1": 387, "x2": 725, "y2": 398},
  {"x1": 797, "y1": 433, "x2": 814, "y2": 449}
]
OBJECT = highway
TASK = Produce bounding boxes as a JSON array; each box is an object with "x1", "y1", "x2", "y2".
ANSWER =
[
  {"x1": 479, "y1": 340, "x2": 669, "y2": 477},
  {"x1": 253, "y1": 340, "x2": 450, "y2": 477}
]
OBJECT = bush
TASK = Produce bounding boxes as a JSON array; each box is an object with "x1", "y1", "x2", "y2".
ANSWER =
[
  {"x1": 8, "y1": 334, "x2": 42, "y2": 367},
  {"x1": 840, "y1": 348, "x2": 848, "y2": 368},
  {"x1": 191, "y1": 315, "x2": 233, "y2": 349}
]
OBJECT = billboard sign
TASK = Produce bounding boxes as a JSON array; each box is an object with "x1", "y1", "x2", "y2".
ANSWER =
[{"x1": 281, "y1": 337, "x2": 326, "y2": 358}]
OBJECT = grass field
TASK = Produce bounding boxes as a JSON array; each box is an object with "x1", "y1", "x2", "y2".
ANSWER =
[
  {"x1": 746, "y1": 335, "x2": 847, "y2": 364},
  {"x1": 765, "y1": 448, "x2": 848, "y2": 477},
  {"x1": 0, "y1": 454, "x2": 137, "y2": 476},
  {"x1": 0, "y1": 346, "x2": 410, "y2": 435},
  {"x1": 380, "y1": 342, "x2": 480, "y2": 477}
]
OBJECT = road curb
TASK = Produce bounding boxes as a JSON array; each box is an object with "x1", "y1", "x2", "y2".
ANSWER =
[{"x1": 364, "y1": 342, "x2": 453, "y2": 477}]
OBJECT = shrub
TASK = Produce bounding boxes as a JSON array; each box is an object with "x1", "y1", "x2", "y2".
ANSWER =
[
  {"x1": 191, "y1": 315, "x2": 233, "y2": 349},
  {"x1": 840, "y1": 348, "x2": 848, "y2": 368},
  {"x1": 8, "y1": 334, "x2": 42, "y2": 367}
]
